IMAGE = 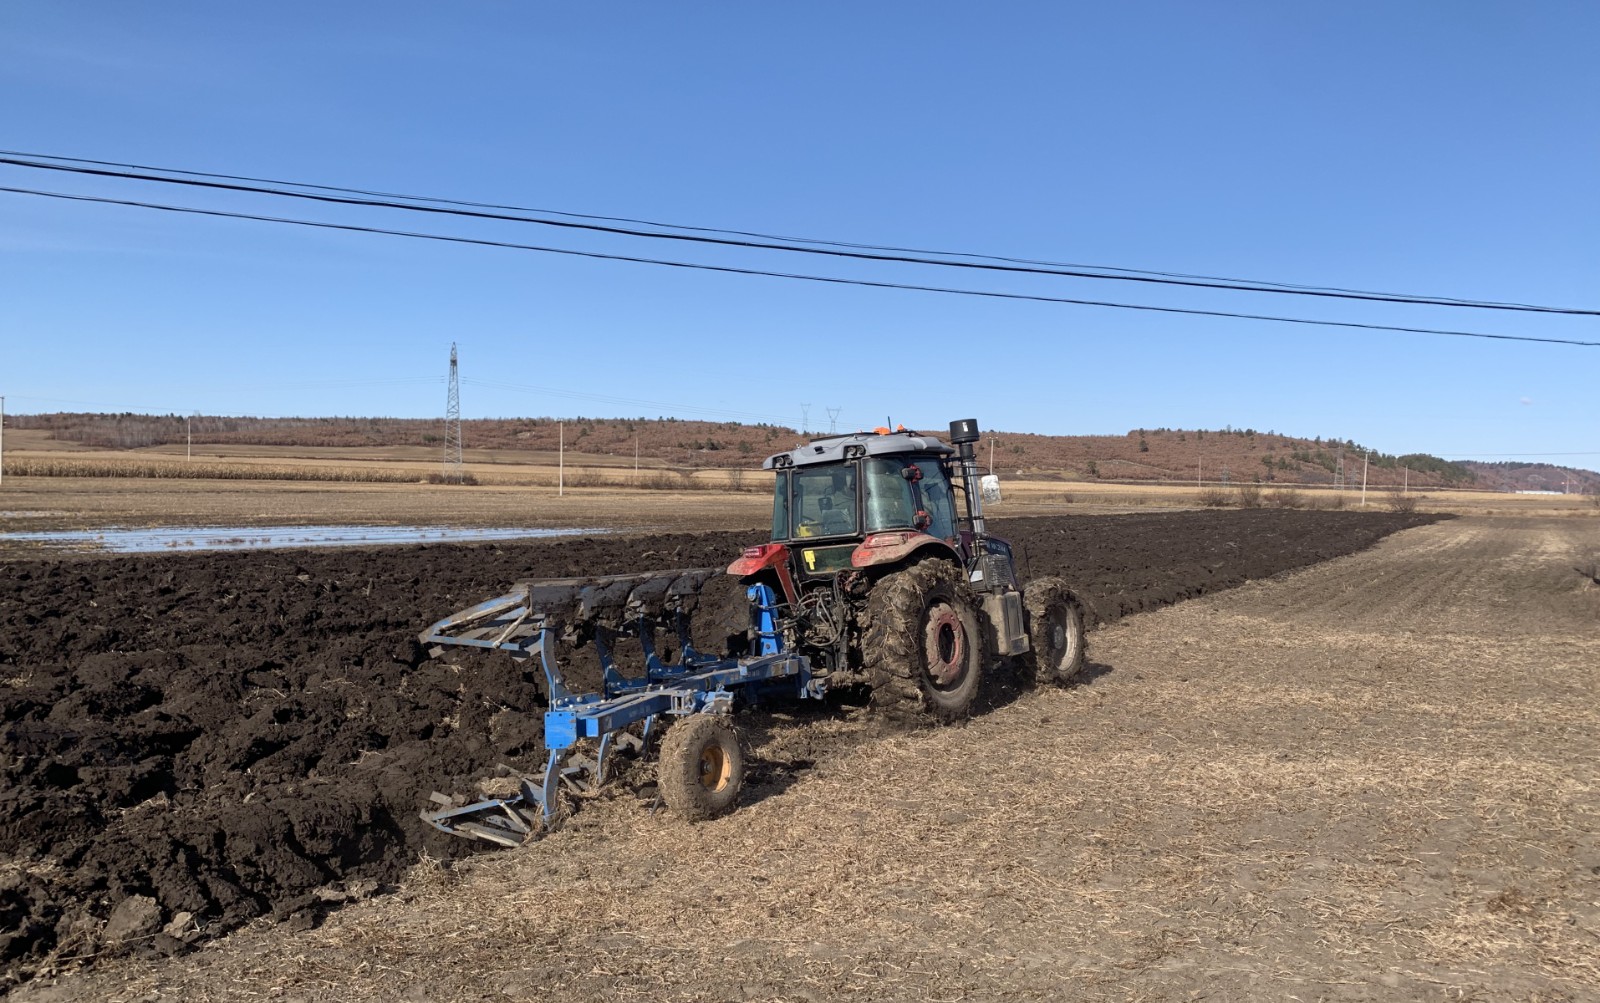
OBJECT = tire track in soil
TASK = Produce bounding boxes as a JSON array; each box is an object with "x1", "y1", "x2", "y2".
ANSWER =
[
  {"x1": 1245, "y1": 518, "x2": 1594, "y2": 638},
  {"x1": 1068, "y1": 517, "x2": 1600, "y2": 996},
  {"x1": 0, "y1": 510, "x2": 1439, "y2": 988}
]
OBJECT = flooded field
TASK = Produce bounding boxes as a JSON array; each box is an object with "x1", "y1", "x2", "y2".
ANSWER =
[{"x1": 0, "y1": 524, "x2": 605, "y2": 554}]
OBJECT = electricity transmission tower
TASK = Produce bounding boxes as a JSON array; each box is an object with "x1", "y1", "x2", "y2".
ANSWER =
[
  {"x1": 800, "y1": 403, "x2": 812, "y2": 435},
  {"x1": 443, "y1": 343, "x2": 463, "y2": 483},
  {"x1": 1333, "y1": 448, "x2": 1346, "y2": 491},
  {"x1": 826, "y1": 407, "x2": 840, "y2": 435}
]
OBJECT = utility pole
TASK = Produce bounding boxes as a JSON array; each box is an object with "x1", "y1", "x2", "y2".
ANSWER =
[
  {"x1": 827, "y1": 406, "x2": 840, "y2": 436},
  {"x1": 0, "y1": 395, "x2": 5, "y2": 487},
  {"x1": 1360, "y1": 450, "x2": 1370, "y2": 507},
  {"x1": 1404, "y1": 466, "x2": 1409, "y2": 494},
  {"x1": 988, "y1": 434, "x2": 998, "y2": 475},
  {"x1": 559, "y1": 420, "x2": 564, "y2": 497},
  {"x1": 187, "y1": 413, "x2": 193, "y2": 462},
  {"x1": 1197, "y1": 455, "x2": 1202, "y2": 487},
  {"x1": 635, "y1": 434, "x2": 640, "y2": 481},
  {"x1": 800, "y1": 403, "x2": 811, "y2": 435},
  {"x1": 443, "y1": 343, "x2": 463, "y2": 483}
]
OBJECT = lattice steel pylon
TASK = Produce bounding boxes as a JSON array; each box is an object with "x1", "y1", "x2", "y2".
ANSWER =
[{"x1": 444, "y1": 343, "x2": 463, "y2": 483}]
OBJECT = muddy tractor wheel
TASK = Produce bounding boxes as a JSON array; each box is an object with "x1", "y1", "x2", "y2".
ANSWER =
[
  {"x1": 861, "y1": 560, "x2": 986, "y2": 724},
  {"x1": 658, "y1": 715, "x2": 744, "y2": 821},
  {"x1": 1022, "y1": 577, "x2": 1088, "y2": 685}
]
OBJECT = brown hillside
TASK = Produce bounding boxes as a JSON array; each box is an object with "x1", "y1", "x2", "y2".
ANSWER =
[{"x1": 11, "y1": 413, "x2": 1597, "y2": 492}]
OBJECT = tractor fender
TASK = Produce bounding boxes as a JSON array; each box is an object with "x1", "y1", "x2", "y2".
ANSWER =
[
  {"x1": 850, "y1": 532, "x2": 962, "y2": 570},
  {"x1": 727, "y1": 543, "x2": 799, "y2": 606}
]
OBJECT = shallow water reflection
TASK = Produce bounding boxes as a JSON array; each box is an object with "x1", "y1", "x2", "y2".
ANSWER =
[{"x1": 0, "y1": 524, "x2": 606, "y2": 554}]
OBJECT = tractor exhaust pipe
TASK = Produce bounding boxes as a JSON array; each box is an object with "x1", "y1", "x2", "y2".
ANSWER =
[{"x1": 949, "y1": 418, "x2": 986, "y2": 541}]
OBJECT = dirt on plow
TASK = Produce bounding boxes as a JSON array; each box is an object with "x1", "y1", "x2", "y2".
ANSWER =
[{"x1": 0, "y1": 510, "x2": 1438, "y2": 988}]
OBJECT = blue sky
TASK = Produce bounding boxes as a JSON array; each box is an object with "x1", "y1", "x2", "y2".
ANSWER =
[{"x1": 1, "y1": 2, "x2": 1595, "y2": 465}]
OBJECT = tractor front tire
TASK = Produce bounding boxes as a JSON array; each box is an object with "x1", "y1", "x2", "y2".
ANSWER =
[
  {"x1": 861, "y1": 560, "x2": 986, "y2": 724},
  {"x1": 658, "y1": 715, "x2": 744, "y2": 821},
  {"x1": 1022, "y1": 577, "x2": 1088, "y2": 685}
]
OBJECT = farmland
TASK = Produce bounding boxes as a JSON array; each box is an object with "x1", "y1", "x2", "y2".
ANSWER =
[
  {"x1": 1, "y1": 434, "x2": 1597, "y2": 1000},
  {"x1": 1, "y1": 510, "x2": 1594, "y2": 1000},
  {"x1": 1, "y1": 508, "x2": 1450, "y2": 989}
]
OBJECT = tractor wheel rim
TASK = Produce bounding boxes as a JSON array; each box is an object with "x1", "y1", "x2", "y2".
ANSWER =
[
  {"x1": 923, "y1": 603, "x2": 966, "y2": 688},
  {"x1": 698, "y1": 744, "x2": 731, "y2": 791}
]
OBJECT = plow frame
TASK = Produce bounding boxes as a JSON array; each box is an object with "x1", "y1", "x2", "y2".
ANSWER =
[{"x1": 417, "y1": 577, "x2": 818, "y2": 845}]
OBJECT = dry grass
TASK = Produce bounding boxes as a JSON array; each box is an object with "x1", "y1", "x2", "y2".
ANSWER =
[
  {"x1": 4, "y1": 467, "x2": 1590, "y2": 552},
  {"x1": 1385, "y1": 488, "x2": 1420, "y2": 514},
  {"x1": 1004, "y1": 477, "x2": 1596, "y2": 518},
  {"x1": 1, "y1": 452, "x2": 773, "y2": 492},
  {"x1": 4, "y1": 456, "x2": 429, "y2": 483}
]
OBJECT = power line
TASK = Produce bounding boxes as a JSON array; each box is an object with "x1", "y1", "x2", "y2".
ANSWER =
[
  {"x1": 1, "y1": 148, "x2": 1509, "y2": 302},
  {"x1": 7, "y1": 185, "x2": 1597, "y2": 350},
  {"x1": 11, "y1": 148, "x2": 1580, "y2": 313},
  {"x1": 4, "y1": 153, "x2": 1595, "y2": 318}
]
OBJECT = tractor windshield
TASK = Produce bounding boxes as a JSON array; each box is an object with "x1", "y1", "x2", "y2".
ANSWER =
[
  {"x1": 774, "y1": 464, "x2": 860, "y2": 539},
  {"x1": 863, "y1": 457, "x2": 958, "y2": 542}
]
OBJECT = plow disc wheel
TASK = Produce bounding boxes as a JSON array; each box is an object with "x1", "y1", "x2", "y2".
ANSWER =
[
  {"x1": 1022, "y1": 577, "x2": 1088, "y2": 685},
  {"x1": 659, "y1": 715, "x2": 744, "y2": 821}
]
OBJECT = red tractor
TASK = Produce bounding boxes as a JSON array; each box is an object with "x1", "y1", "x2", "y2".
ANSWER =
[{"x1": 726, "y1": 417, "x2": 1087, "y2": 721}]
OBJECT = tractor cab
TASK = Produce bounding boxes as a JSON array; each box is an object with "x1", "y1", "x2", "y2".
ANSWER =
[
  {"x1": 773, "y1": 428, "x2": 957, "y2": 529},
  {"x1": 748, "y1": 426, "x2": 975, "y2": 583},
  {"x1": 772, "y1": 447, "x2": 959, "y2": 544}
]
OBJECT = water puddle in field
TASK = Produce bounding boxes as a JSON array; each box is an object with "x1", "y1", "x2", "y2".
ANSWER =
[{"x1": 0, "y1": 525, "x2": 607, "y2": 554}]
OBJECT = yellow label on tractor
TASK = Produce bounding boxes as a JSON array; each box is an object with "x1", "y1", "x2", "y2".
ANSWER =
[{"x1": 803, "y1": 550, "x2": 816, "y2": 571}]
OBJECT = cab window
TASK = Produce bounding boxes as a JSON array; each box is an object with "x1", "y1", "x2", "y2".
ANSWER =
[
  {"x1": 790, "y1": 465, "x2": 858, "y2": 538},
  {"x1": 912, "y1": 458, "x2": 957, "y2": 542},
  {"x1": 770, "y1": 471, "x2": 790, "y2": 541},
  {"x1": 864, "y1": 458, "x2": 917, "y2": 532}
]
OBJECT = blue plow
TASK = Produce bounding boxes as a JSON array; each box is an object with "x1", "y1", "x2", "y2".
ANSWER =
[{"x1": 416, "y1": 570, "x2": 818, "y2": 846}]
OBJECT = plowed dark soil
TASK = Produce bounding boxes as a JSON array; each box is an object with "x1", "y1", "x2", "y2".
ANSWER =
[{"x1": 0, "y1": 510, "x2": 1438, "y2": 989}]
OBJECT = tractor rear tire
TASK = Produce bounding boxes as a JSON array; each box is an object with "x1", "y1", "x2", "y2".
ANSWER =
[
  {"x1": 1022, "y1": 577, "x2": 1088, "y2": 685},
  {"x1": 861, "y1": 560, "x2": 986, "y2": 724},
  {"x1": 658, "y1": 715, "x2": 744, "y2": 821}
]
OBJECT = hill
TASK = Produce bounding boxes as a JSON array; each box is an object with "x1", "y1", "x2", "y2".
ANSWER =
[{"x1": 10, "y1": 412, "x2": 1598, "y2": 493}]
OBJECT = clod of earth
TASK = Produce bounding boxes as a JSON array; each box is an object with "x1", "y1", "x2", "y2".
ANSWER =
[{"x1": 0, "y1": 510, "x2": 1441, "y2": 989}]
